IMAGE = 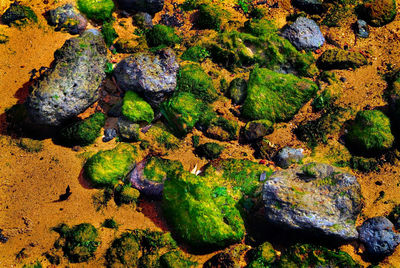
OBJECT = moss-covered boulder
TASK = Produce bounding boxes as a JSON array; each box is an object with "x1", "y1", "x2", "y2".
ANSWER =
[
  {"x1": 361, "y1": 0, "x2": 397, "y2": 26},
  {"x1": 159, "y1": 251, "x2": 197, "y2": 267},
  {"x1": 227, "y1": 78, "x2": 247, "y2": 105},
  {"x1": 1, "y1": 2, "x2": 37, "y2": 26},
  {"x1": 101, "y1": 21, "x2": 118, "y2": 47},
  {"x1": 244, "y1": 120, "x2": 274, "y2": 141},
  {"x1": 205, "y1": 116, "x2": 239, "y2": 141},
  {"x1": 145, "y1": 24, "x2": 181, "y2": 47},
  {"x1": 59, "y1": 112, "x2": 106, "y2": 146},
  {"x1": 195, "y1": 142, "x2": 225, "y2": 159},
  {"x1": 317, "y1": 48, "x2": 368, "y2": 70},
  {"x1": 84, "y1": 143, "x2": 137, "y2": 188},
  {"x1": 144, "y1": 124, "x2": 181, "y2": 151},
  {"x1": 247, "y1": 242, "x2": 277, "y2": 268},
  {"x1": 196, "y1": 4, "x2": 225, "y2": 30},
  {"x1": 346, "y1": 110, "x2": 394, "y2": 155},
  {"x1": 181, "y1": 45, "x2": 210, "y2": 62},
  {"x1": 122, "y1": 91, "x2": 154, "y2": 123},
  {"x1": 242, "y1": 68, "x2": 318, "y2": 122},
  {"x1": 53, "y1": 223, "x2": 100, "y2": 263},
  {"x1": 114, "y1": 184, "x2": 140, "y2": 206},
  {"x1": 162, "y1": 171, "x2": 245, "y2": 249},
  {"x1": 106, "y1": 232, "x2": 140, "y2": 267},
  {"x1": 77, "y1": 0, "x2": 115, "y2": 21},
  {"x1": 177, "y1": 64, "x2": 218, "y2": 103}
]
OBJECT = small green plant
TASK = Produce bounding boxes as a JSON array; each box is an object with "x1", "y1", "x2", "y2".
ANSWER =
[
  {"x1": 105, "y1": 62, "x2": 114, "y2": 74},
  {"x1": 92, "y1": 188, "x2": 114, "y2": 211},
  {"x1": 101, "y1": 21, "x2": 118, "y2": 47},
  {"x1": 237, "y1": 0, "x2": 251, "y2": 13},
  {"x1": 102, "y1": 218, "x2": 119, "y2": 229}
]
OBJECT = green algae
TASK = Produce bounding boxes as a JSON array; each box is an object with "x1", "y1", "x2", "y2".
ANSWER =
[
  {"x1": 77, "y1": 0, "x2": 115, "y2": 21},
  {"x1": 114, "y1": 184, "x2": 140, "y2": 206},
  {"x1": 181, "y1": 45, "x2": 210, "y2": 62},
  {"x1": 317, "y1": 48, "x2": 367, "y2": 70},
  {"x1": 101, "y1": 21, "x2": 118, "y2": 47},
  {"x1": 145, "y1": 24, "x2": 181, "y2": 48},
  {"x1": 143, "y1": 157, "x2": 184, "y2": 183},
  {"x1": 122, "y1": 91, "x2": 154, "y2": 123},
  {"x1": 196, "y1": 4, "x2": 226, "y2": 30},
  {"x1": 195, "y1": 142, "x2": 225, "y2": 159}
]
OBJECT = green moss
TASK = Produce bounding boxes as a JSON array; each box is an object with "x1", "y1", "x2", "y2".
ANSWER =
[
  {"x1": 181, "y1": 45, "x2": 210, "y2": 62},
  {"x1": 162, "y1": 171, "x2": 245, "y2": 249},
  {"x1": 106, "y1": 232, "x2": 141, "y2": 267},
  {"x1": 159, "y1": 251, "x2": 197, "y2": 267},
  {"x1": 301, "y1": 162, "x2": 318, "y2": 177},
  {"x1": 17, "y1": 138, "x2": 43, "y2": 153},
  {"x1": 84, "y1": 143, "x2": 137, "y2": 188},
  {"x1": 350, "y1": 156, "x2": 379, "y2": 172},
  {"x1": 22, "y1": 261, "x2": 42, "y2": 268},
  {"x1": 53, "y1": 223, "x2": 100, "y2": 263},
  {"x1": 247, "y1": 242, "x2": 277, "y2": 268},
  {"x1": 1, "y1": 3, "x2": 38, "y2": 26},
  {"x1": 77, "y1": 0, "x2": 115, "y2": 21},
  {"x1": 195, "y1": 142, "x2": 225, "y2": 159},
  {"x1": 346, "y1": 110, "x2": 394, "y2": 155},
  {"x1": 312, "y1": 90, "x2": 335, "y2": 111},
  {"x1": 101, "y1": 21, "x2": 119, "y2": 47},
  {"x1": 59, "y1": 113, "x2": 106, "y2": 146},
  {"x1": 204, "y1": 116, "x2": 240, "y2": 141},
  {"x1": 196, "y1": 4, "x2": 225, "y2": 30},
  {"x1": 143, "y1": 157, "x2": 184, "y2": 183},
  {"x1": 317, "y1": 48, "x2": 367, "y2": 70},
  {"x1": 114, "y1": 184, "x2": 140, "y2": 206},
  {"x1": 242, "y1": 68, "x2": 317, "y2": 122},
  {"x1": 361, "y1": 0, "x2": 397, "y2": 26},
  {"x1": 228, "y1": 78, "x2": 248, "y2": 105},
  {"x1": 102, "y1": 218, "x2": 119, "y2": 229},
  {"x1": 145, "y1": 125, "x2": 181, "y2": 150},
  {"x1": 122, "y1": 91, "x2": 154, "y2": 123},
  {"x1": 192, "y1": 135, "x2": 200, "y2": 147},
  {"x1": 145, "y1": 24, "x2": 181, "y2": 48},
  {"x1": 177, "y1": 64, "x2": 218, "y2": 103}
]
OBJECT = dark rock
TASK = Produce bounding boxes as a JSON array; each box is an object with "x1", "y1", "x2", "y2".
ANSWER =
[
  {"x1": 292, "y1": 0, "x2": 324, "y2": 14},
  {"x1": 114, "y1": 48, "x2": 179, "y2": 106},
  {"x1": 274, "y1": 146, "x2": 304, "y2": 168},
  {"x1": 160, "y1": 13, "x2": 184, "y2": 27},
  {"x1": 117, "y1": 117, "x2": 140, "y2": 141},
  {"x1": 355, "y1": 19, "x2": 369, "y2": 38},
  {"x1": 108, "y1": 101, "x2": 123, "y2": 117},
  {"x1": 282, "y1": 17, "x2": 325, "y2": 51},
  {"x1": 25, "y1": 30, "x2": 107, "y2": 126},
  {"x1": 317, "y1": 48, "x2": 368, "y2": 70},
  {"x1": 255, "y1": 138, "x2": 278, "y2": 160},
  {"x1": 244, "y1": 120, "x2": 274, "y2": 141},
  {"x1": 359, "y1": 217, "x2": 400, "y2": 259},
  {"x1": 103, "y1": 128, "x2": 117, "y2": 142},
  {"x1": 47, "y1": 4, "x2": 88, "y2": 35},
  {"x1": 0, "y1": 229, "x2": 8, "y2": 243},
  {"x1": 1, "y1": 2, "x2": 37, "y2": 26},
  {"x1": 263, "y1": 163, "x2": 363, "y2": 241},
  {"x1": 227, "y1": 78, "x2": 247, "y2": 105},
  {"x1": 117, "y1": 0, "x2": 164, "y2": 15},
  {"x1": 203, "y1": 252, "x2": 235, "y2": 268},
  {"x1": 195, "y1": 142, "x2": 224, "y2": 160},
  {"x1": 133, "y1": 12, "x2": 153, "y2": 28}
]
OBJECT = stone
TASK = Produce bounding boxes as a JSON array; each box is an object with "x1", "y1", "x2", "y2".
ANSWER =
[
  {"x1": 117, "y1": 117, "x2": 140, "y2": 141},
  {"x1": 244, "y1": 120, "x2": 274, "y2": 141},
  {"x1": 25, "y1": 30, "x2": 107, "y2": 126},
  {"x1": 292, "y1": 0, "x2": 324, "y2": 14},
  {"x1": 1, "y1": 2, "x2": 37, "y2": 26},
  {"x1": 103, "y1": 128, "x2": 117, "y2": 142},
  {"x1": 227, "y1": 78, "x2": 247, "y2": 105},
  {"x1": 47, "y1": 4, "x2": 88, "y2": 35},
  {"x1": 262, "y1": 163, "x2": 363, "y2": 241},
  {"x1": 282, "y1": 17, "x2": 325, "y2": 51},
  {"x1": 133, "y1": 12, "x2": 153, "y2": 28},
  {"x1": 355, "y1": 19, "x2": 369, "y2": 38},
  {"x1": 117, "y1": 0, "x2": 164, "y2": 14},
  {"x1": 274, "y1": 146, "x2": 304, "y2": 168},
  {"x1": 317, "y1": 48, "x2": 367, "y2": 70}
]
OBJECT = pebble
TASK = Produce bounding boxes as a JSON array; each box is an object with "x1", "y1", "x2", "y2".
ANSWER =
[{"x1": 103, "y1": 128, "x2": 117, "y2": 142}]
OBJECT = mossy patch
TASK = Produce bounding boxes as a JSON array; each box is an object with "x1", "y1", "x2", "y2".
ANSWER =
[
  {"x1": 144, "y1": 124, "x2": 181, "y2": 151},
  {"x1": 145, "y1": 24, "x2": 181, "y2": 48},
  {"x1": 1, "y1": 2, "x2": 37, "y2": 26},
  {"x1": 159, "y1": 250, "x2": 197, "y2": 267},
  {"x1": 350, "y1": 156, "x2": 379, "y2": 172},
  {"x1": 114, "y1": 184, "x2": 140, "y2": 206},
  {"x1": 317, "y1": 48, "x2": 367, "y2": 70},
  {"x1": 195, "y1": 142, "x2": 225, "y2": 159},
  {"x1": 196, "y1": 4, "x2": 226, "y2": 30},
  {"x1": 181, "y1": 45, "x2": 210, "y2": 62},
  {"x1": 101, "y1": 21, "x2": 118, "y2": 47},
  {"x1": 360, "y1": 0, "x2": 397, "y2": 26},
  {"x1": 122, "y1": 91, "x2": 154, "y2": 123},
  {"x1": 247, "y1": 242, "x2": 277, "y2": 268},
  {"x1": 77, "y1": 0, "x2": 114, "y2": 21},
  {"x1": 143, "y1": 157, "x2": 184, "y2": 183},
  {"x1": 17, "y1": 138, "x2": 44, "y2": 153}
]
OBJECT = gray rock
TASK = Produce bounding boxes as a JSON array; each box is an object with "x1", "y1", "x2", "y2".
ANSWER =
[
  {"x1": 133, "y1": 12, "x2": 153, "y2": 28},
  {"x1": 117, "y1": 117, "x2": 140, "y2": 141},
  {"x1": 114, "y1": 48, "x2": 179, "y2": 106},
  {"x1": 129, "y1": 158, "x2": 164, "y2": 198},
  {"x1": 47, "y1": 4, "x2": 87, "y2": 35},
  {"x1": 26, "y1": 30, "x2": 107, "y2": 126},
  {"x1": 282, "y1": 17, "x2": 325, "y2": 51},
  {"x1": 359, "y1": 217, "x2": 400, "y2": 259},
  {"x1": 244, "y1": 120, "x2": 274, "y2": 141},
  {"x1": 355, "y1": 19, "x2": 369, "y2": 38},
  {"x1": 292, "y1": 0, "x2": 324, "y2": 14},
  {"x1": 263, "y1": 163, "x2": 363, "y2": 242},
  {"x1": 228, "y1": 78, "x2": 247, "y2": 105},
  {"x1": 103, "y1": 128, "x2": 117, "y2": 142},
  {"x1": 274, "y1": 146, "x2": 304, "y2": 168},
  {"x1": 117, "y1": 0, "x2": 164, "y2": 14}
]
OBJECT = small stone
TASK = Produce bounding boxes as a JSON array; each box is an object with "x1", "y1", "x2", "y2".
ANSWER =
[
  {"x1": 47, "y1": 4, "x2": 88, "y2": 35},
  {"x1": 244, "y1": 120, "x2": 274, "y2": 141},
  {"x1": 282, "y1": 17, "x2": 325, "y2": 51},
  {"x1": 227, "y1": 78, "x2": 247, "y2": 105},
  {"x1": 274, "y1": 147, "x2": 304, "y2": 169},
  {"x1": 117, "y1": 117, "x2": 140, "y2": 141},
  {"x1": 103, "y1": 128, "x2": 117, "y2": 142},
  {"x1": 355, "y1": 19, "x2": 369, "y2": 38},
  {"x1": 133, "y1": 12, "x2": 153, "y2": 28}
]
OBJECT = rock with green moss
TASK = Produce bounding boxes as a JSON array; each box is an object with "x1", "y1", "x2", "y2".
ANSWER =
[
  {"x1": 17, "y1": 138, "x2": 44, "y2": 153},
  {"x1": 47, "y1": 4, "x2": 88, "y2": 35},
  {"x1": 346, "y1": 110, "x2": 394, "y2": 155},
  {"x1": 22, "y1": 261, "x2": 42, "y2": 268},
  {"x1": 242, "y1": 68, "x2": 318, "y2": 122},
  {"x1": 101, "y1": 21, "x2": 118, "y2": 47},
  {"x1": 1, "y1": 2, "x2": 37, "y2": 26},
  {"x1": 117, "y1": 117, "x2": 140, "y2": 141},
  {"x1": 195, "y1": 142, "x2": 225, "y2": 159},
  {"x1": 84, "y1": 143, "x2": 137, "y2": 188},
  {"x1": 122, "y1": 91, "x2": 154, "y2": 123},
  {"x1": 77, "y1": 0, "x2": 115, "y2": 21},
  {"x1": 317, "y1": 48, "x2": 367, "y2": 70},
  {"x1": 162, "y1": 171, "x2": 245, "y2": 249},
  {"x1": 204, "y1": 116, "x2": 239, "y2": 141},
  {"x1": 145, "y1": 24, "x2": 181, "y2": 48},
  {"x1": 247, "y1": 242, "x2": 277, "y2": 268},
  {"x1": 196, "y1": 4, "x2": 225, "y2": 30},
  {"x1": 244, "y1": 120, "x2": 274, "y2": 141},
  {"x1": 181, "y1": 45, "x2": 210, "y2": 62},
  {"x1": 227, "y1": 78, "x2": 247, "y2": 105},
  {"x1": 350, "y1": 156, "x2": 379, "y2": 172},
  {"x1": 106, "y1": 232, "x2": 141, "y2": 267},
  {"x1": 361, "y1": 0, "x2": 397, "y2": 26},
  {"x1": 159, "y1": 251, "x2": 197, "y2": 267},
  {"x1": 114, "y1": 184, "x2": 140, "y2": 205},
  {"x1": 53, "y1": 223, "x2": 100, "y2": 263},
  {"x1": 144, "y1": 124, "x2": 181, "y2": 151},
  {"x1": 177, "y1": 64, "x2": 218, "y2": 103},
  {"x1": 59, "y1": 112, "x2": 106, "y2": 146}
]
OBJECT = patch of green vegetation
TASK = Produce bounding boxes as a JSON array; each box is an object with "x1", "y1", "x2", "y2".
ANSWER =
[
  {"x1": 204, "y1": 116, "x2": 240, "y2": 141},
  {"x1": 101, "y1": 20, "x2": 118, "y2": 47},
  {"x1": 192, "y1": 135, "x2": 200, "y2": 147},
  {"x1": 102, "y1": 218, "x2": 119, "y2": 229},
  {"x1": 195, "y1": 142, "x2": 225, "y2": 159},
  {"x1": 145, "y1": 125, "x2": 181, "y2": 150},
  {"x1": 242, "y1": 68, "x2": 318, "y2": 122},
  {"x1": 22, "y1": 261, "x2": 42, "y2": 268},
  {"x1": 114, "y1": 184, "x2": 140, "y2": 206},
  {"x1": 180, "y1": 0, "x2": 210, "y2": 11},
  {"x1": 145, "y1": 24, "x2": 181, "y2": 48},
  {"x1": 317, "y1": 48, "x2": 367, "y2": 70},
  {"x1": 247, "y1": 242, "x2": 277, "y2": 268},
  {"x1": 92, "y1": 188, "x2": 114, "y2": 211},
  {"x1": 84, "y1": 143, "x2": 137, "y2": 188},
  {"x1": 312, "y1": 89, "x2": 335, "y2": 111},
  {"x1": 105, "y1": 61, "x2": 114, "y2": 74},
  {"x1": 301, "y1": 162, "x2": 317, "y2": 177},
  {"x1": 196, "y1": 4, "x2": 226, "y2": 30},
  {"x1": 346, "y1": 110, "x2": 394, "y2": 155},
  {"x1": 181, "y1": 45, "x2": 210, "y2": 62},
  {"x1": 59, "y1": 113, "x2": 106, "y2": 146},
  {"x1": 177, "y1": 64, "x2": 218, "y2": 103},
  {"x1": 77, "y1": 0, "x2": 115, "y2": 21},
  {"x1": 53, "y1": 223, "x2": 100, "y2": 263},
  {"x1": 322, "y1": 1, "x2": 356, "y2": 27},
  {"x1": 350, "y1": 156, "x2": 379, "y2": 172},
  {"x1": 143, "y1": 157, "x2": 184, "y2": 183},
  {"x1": 237, "y1": 0, "x2": 252, "y2": 13},
  {"x1": 17, "y1": 138, "x2": 43, "y2": 153},
  {"x1": 159, "y1": 250, "x2": 197, "y2": 267},
  {"x1": 122, "y1": 91, "x2": 154, "y2": 123}
]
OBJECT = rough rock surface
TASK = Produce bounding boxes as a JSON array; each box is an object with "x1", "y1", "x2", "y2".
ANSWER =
[
  {"x1": 359, "y1": 217, "x2": 400, "y2": 259},
  {"x1": 26, "y1": 30, "x2": 107, "y2": 126},
  {"x1": 117, "y1": 0, "x2": 164, "y2": 14},
  {"x1": 117, "y1": 117, "x2": 140, "y2": 141},
  {"x1": 114, "y1": 48, "x2": 179, "y2": 106},
  {"x1": 47, "y1": 4, "x2": 87, "y2": 35},
  {"x1": 274, "y1": 147, "x2": 304, "y2": 168},
  {"x1": 263, "y1": 163, "x2": 363, "y2": 241},
  {"x1": 129, "y1": 159, "x2": 164, "y2": 198},
  {"x1": 282, "y1": 17, "x2": 325, "y2": 51},
  {"x1": 292, "y1": 0, "x2": 324, "y2": 14}
]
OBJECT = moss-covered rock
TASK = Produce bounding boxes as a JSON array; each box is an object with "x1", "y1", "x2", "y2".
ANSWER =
[
  {"x1": 177, "y1": 64, "x2": 218, "y2": 103},
  {"x1": 1, "y1": 2, "x2": 37, "y2": 26},
  {"x1": 84, "y1": 143, "x2": 137, "y2": 188},
  {"x1": 145, "y1": 24, "x2": 181, "y2": 48},
  {"x1": 77, "y1": 0, "x2": 114, "y2": 21},
  {"x1": 317, "y1": 48, "x2": 368, "y2": 70},
  {"x1": 143, "y1": 157, "x2": 184, "y2": 184},
  {"x1": 227, "y1": 78, "x2": 247, "y2": 105},
  {"x1": 17, "y1": 138, "x2": 44, "y2": 153},
  {"x1": 101, "y1": 20, "x2": 118, "y2": 47},
  {"x1": 247, "y1": 242, "x2": 277, "y2": 268},
  {"x1": 361, "y1": 0, "x2": 397, "y2": 26},
  {"x1": 242, "y1": 68, "x2": 318, "y2": 122},
  {"x1": 195, "y1": 142, "x2": 225, "y2": 159},
  {"x1": 114, "y1": 184, "x2": 140, "y2": 205},
  {"x1": 346, "y1": 110, "x2": 394, "y2": 155},
  {"x1": 59, "y1": 112, "x2": 106, "y2": 146},
  {"x1": 196, "y1": 4, "x2": 225, "y2": 30},
  {"x1": 244, "y1": 120, "x2": 274, "y2": 141},
  {"x1": 181, "y1": 45, "x2": 210, "y2": 62},
  {"x1": 162, "y1": 171, "x2": 245, "y2": 249},
  {"x1": 350, "y1": 156, "x2": 379, "y2": 172},
  {"x1": 106, "y1": 232, "x2": 140, "y2": 267},
  {"x1": 53, "y1": 223, "x2": 100, "y2": 263},
  {"x1": 144, "y1": 124, "x2": 181, "y2": 151},
  {"x1": 159, "y1": 251, "x2": 197, "y2": 267},
  {"x1": 204, "y1": 116, "x2": 240, "y2": 141},
  {"x1": 122, "y1": 91, "x2": 154, "y2": 123}
]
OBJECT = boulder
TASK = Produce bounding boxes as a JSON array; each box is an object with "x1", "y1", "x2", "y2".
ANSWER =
[
  {"x1": 317, "y1": 48, "x2": 367, "y2": 70},
  {"x1": 47, "y1": 4, "x2": 87, "y2": 34},
  {"x1": 274, "y1": 147, "x2": 304, "y2": 169},
  {"x1": 282, "y1": 17, "x2": 325, "y2": 51},
  {"x1": 117, "y1": 117, "x2": 140, "y2": 141},
  {"x1": 227, "y1": 78, "x2": 247, "y2": 105},
  {"x1": 1, "y1": 2, "x2": 37, "y2": 26}
]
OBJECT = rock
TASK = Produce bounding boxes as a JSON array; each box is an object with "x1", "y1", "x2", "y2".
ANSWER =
[
  {"x1": 274, "y1": 147, "x2": 304, "y2": 169},
  {"x1": 47, "y1": 4, "x2": 88, "y2": 35},
  {"x1": 317, "y1": 48, "x2": 367, "y2": 70},
  {"x1": 1, "y1": 2, "x2": 37, "y2": 26},
  {"x1": 242, "y1": 68, "x2": 317, "y2": 122},
  {"x1": 203, "y1": 252, "x2": 236, "y2": 268},
  {"x1": 195, "y1": 142, "x2": 225, "y2": 160},
  {"x1": 262, "y1": 163, "x2": 363, "y2": 241},
  {"x1": 26, "y1": 30, "x2": 107, "y2": 126},
  {"x1": 77, "y1": 0, "x2": 115, "y2": 21},
  {"x1": 247, "y1": 242, "x2": 277, "y2": 267},
  {"x1": 145, "y1": 24, "x2": 181, "y2": 48},
  {"x1": 227, "y1": 78, "x2": 247, "y2": 105},
  {"x1": 204, "y1": 116, "x2": 239, "y2": 141},
  {"x1": 282, "y1": 17, "x2": 325, "y2": 51},
  {"x1": 0, "y1": 229, "x2": 8, "y2": 243},
  {"x1": 117, "y1": 0, "x2": 164, "y2": 14},
  {"x1": 114, "y1": 48, "x2": 179, "y2": 106},
  {"x1": 359, "y1": 217, "x2": 400, "y2": 259},
  {"x1": 291, "y1": 0, "x2": 324, "y2": 14},
  {"x1": 355, "y1": 19, "x2": 369, "y2": 38},
  {"x1": 133, "y1": 12, "x2": 153, "y2": 28},
  {"x1": 114, "y1": 38, "x2": 140, "y2": 54},
  {"x1": 244, "y1": 120, "x2": 274, "y2": 141},
  {"x1": 103, "y1": 128, "x2": 117, "y2": 142},
  {"x1": 108, "y1": 101, "x2": 123, "y2": 117},
  {"x1": 121, "y1": 91, "x2": 154, "y2": 123},
  {"x1": 256, "y1": 138, "x2": 279, "y2": 159},
  {"x1": 114, "y1": 184, "x2": 140, "y2": 205},
  {"x1": 345, "y1": 110, "x2": 394, "y2": 155},
  {"x1": 361, "y1": 0, "x2": 397, "y2": 27},
  {"x1": 196, "y1": 4, "x2": 225, "y2": 30},
  {"x1": 159, "y1": 251, "x2": 197, "y2": 267},
  {"x1": 117, "y1": 117, "x2": 140, "y2": 141}
]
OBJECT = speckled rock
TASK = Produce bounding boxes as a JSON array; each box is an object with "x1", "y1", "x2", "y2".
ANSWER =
[
  {"x1": 114, "y1": 48, "x2": 179, "y2": 106},
  {"x1": 355, "y1": 19, "x2": 369, "y2": 38},
  {"x1": 47, "y1": 4, "x2": 88, "y2": 35},
  {"x1": 26, "y1": 30, "x2": 107, "y2": 126},
  {"x1": 117, "y1": 117, "x2": 140, "y2": 141},
  {"x1": 117, "y1": 0, "x2": 164, "y2": 14},
  {"x1": 282, "y1": 17, "x2": 325, "y2": 51},
  {"x1": 359, "y1": 217, "x2": 400, "y2": 259},
  {"x1": 263, "y1": 163, "x2": 363, "y2": 241},
  {"x1": 274, "y1": 147, "x2": 304, "y2": 169}
]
